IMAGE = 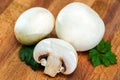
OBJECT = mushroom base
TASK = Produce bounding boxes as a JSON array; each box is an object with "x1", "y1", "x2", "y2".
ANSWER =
[{"x1": 44, "y1": 55, "x2": 62, "y2": 77}]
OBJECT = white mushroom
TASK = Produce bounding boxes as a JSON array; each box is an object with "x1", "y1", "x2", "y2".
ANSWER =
[
  {"x1": 55, "y1": 2, "x2": 105, "y2": 51},
  {"x1": 14, "y1": 7, "x2": 54, "y2": 45},
  {"x1": 33, "y1": 38, "x2": 78, "y2": 77}
]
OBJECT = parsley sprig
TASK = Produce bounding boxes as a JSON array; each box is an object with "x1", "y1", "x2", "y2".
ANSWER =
[
  {"x1": 19, "y1": 45, "x2": 40, "y2": 70},
  {"x1": 89, "y1": 40, "x2": 117, "y2": 67}
]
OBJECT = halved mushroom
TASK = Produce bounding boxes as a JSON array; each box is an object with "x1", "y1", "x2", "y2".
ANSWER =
[{"x1": 33, "y1": 38, "x2": 78, "y2": 77}]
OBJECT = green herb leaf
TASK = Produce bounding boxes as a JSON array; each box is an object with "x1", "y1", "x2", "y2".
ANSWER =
[
  {"x1": 30, "y1": 59, "x2": 40, "y2": 70},
  {"x1": 91, "y1": 55, "x2": 101, "y2": 66},
  {"x1": 89, "y1": 39, "x2": 117, "y2": 67},
  {"x1": 89, "y1": 49, "x2": 101, "y2": 66},
  {"x1": 97, "y1": 40, "x2": 105, "y2": 52},
  {"x1": 97, "y1": 40, "x2": 111, "y2": 53},
  {"x1": 105, "y1": 51, "x2": 117, "y2": 64},
  {"x1": 100, "y1": 55, "x2": 110, "y2": 67},
  {"x1": 89, "y1": 49, "x2": 99, "y2": 59},
  {"x1": 19, "y1": 45, "x2": 40, "y2": 70}
]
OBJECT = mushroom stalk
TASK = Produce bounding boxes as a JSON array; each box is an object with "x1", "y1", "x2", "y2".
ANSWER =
[{"x1": 44, "y1": 55, "x2": 63, "y2": 77}]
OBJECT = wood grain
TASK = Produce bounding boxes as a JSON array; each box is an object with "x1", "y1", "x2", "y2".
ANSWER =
[{"x1": 0, "y1": 0, "x2": 120, "y2": 80}]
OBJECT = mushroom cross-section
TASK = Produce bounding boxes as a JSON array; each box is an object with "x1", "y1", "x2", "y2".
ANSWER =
[{"x1": 33, "y1": 38, "x2": 78, "y2": 77}]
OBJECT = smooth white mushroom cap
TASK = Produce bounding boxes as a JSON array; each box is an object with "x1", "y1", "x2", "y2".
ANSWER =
[
  {"x1": 14, "y1": 7, "x2": 54, "y2": 45},
  {"x1": 33, "y1": 38, "x2": 78, "y2": 75},
  {"x1": 56, "y1": 2, "x2": 105, "y2": 51}
]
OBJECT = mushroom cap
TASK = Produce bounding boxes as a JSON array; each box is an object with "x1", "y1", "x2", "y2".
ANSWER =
[
  {"x1": 14, "y1": 7, "x2": 54, "y2": 45},
  {"x1": 55, "y1": 2, "x2": 105, "y2": 51},
  {"x1": 33, "y1": 38, "x2": 78, "y2": 75}
]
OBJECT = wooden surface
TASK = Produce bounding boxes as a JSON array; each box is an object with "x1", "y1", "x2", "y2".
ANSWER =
[{"x1": 0, "y1": 0, "x2": 120, "y2": 80}]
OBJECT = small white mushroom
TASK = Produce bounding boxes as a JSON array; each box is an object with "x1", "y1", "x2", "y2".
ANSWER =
[
  {"x1": 33, "y1": 38, "x2": 78, "y2": 77},
  {"x1": 55, "y1": 2, "x2": 105, "y2": 51},
  {"x1": 14, "y1": 7, "x2": 54, "y2": 45}
]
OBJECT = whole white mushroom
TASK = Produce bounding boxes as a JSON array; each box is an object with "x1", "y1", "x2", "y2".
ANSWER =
[
  {"x1": 55, "y1": 2, "x2": 105, "y2": 51},
  {"x1": 14, "y1": 7, "x2": 54, "y2": 45}
]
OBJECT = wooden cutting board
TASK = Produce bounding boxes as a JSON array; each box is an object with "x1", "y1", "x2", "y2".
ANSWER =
[{"x1": 0, "y1": 0, "x2": 120, "y2": 80}]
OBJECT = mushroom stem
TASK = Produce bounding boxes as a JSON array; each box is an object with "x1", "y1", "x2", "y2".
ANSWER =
[{"x1": 44, "y1": 55, "x2": 62, "y2": 77}]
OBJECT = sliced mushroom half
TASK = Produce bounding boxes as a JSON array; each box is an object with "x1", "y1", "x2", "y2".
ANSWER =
[{"x1": 33, "y1": 38, "x2": 78, "y2": 77}]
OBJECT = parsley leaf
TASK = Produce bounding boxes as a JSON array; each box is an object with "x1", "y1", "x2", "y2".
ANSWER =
[
  {"x1": 97, "y1": 39, "x2": 111, "y2": 53},
  {"x1": 100, "y1": 55, "x2": 110, "y2": 67},
  {"x1": 105, "y1": 51, "x2": 117, "y2": 64},
  {"x1": 89, "y1": 49, "x2": 101, "y2": 66},
  {"x1": 89, "y1": 39, "x2": 117, "y2": 67},
  {"x1": 19, "y1": 45, "x2": 40, "y2": 70}
]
